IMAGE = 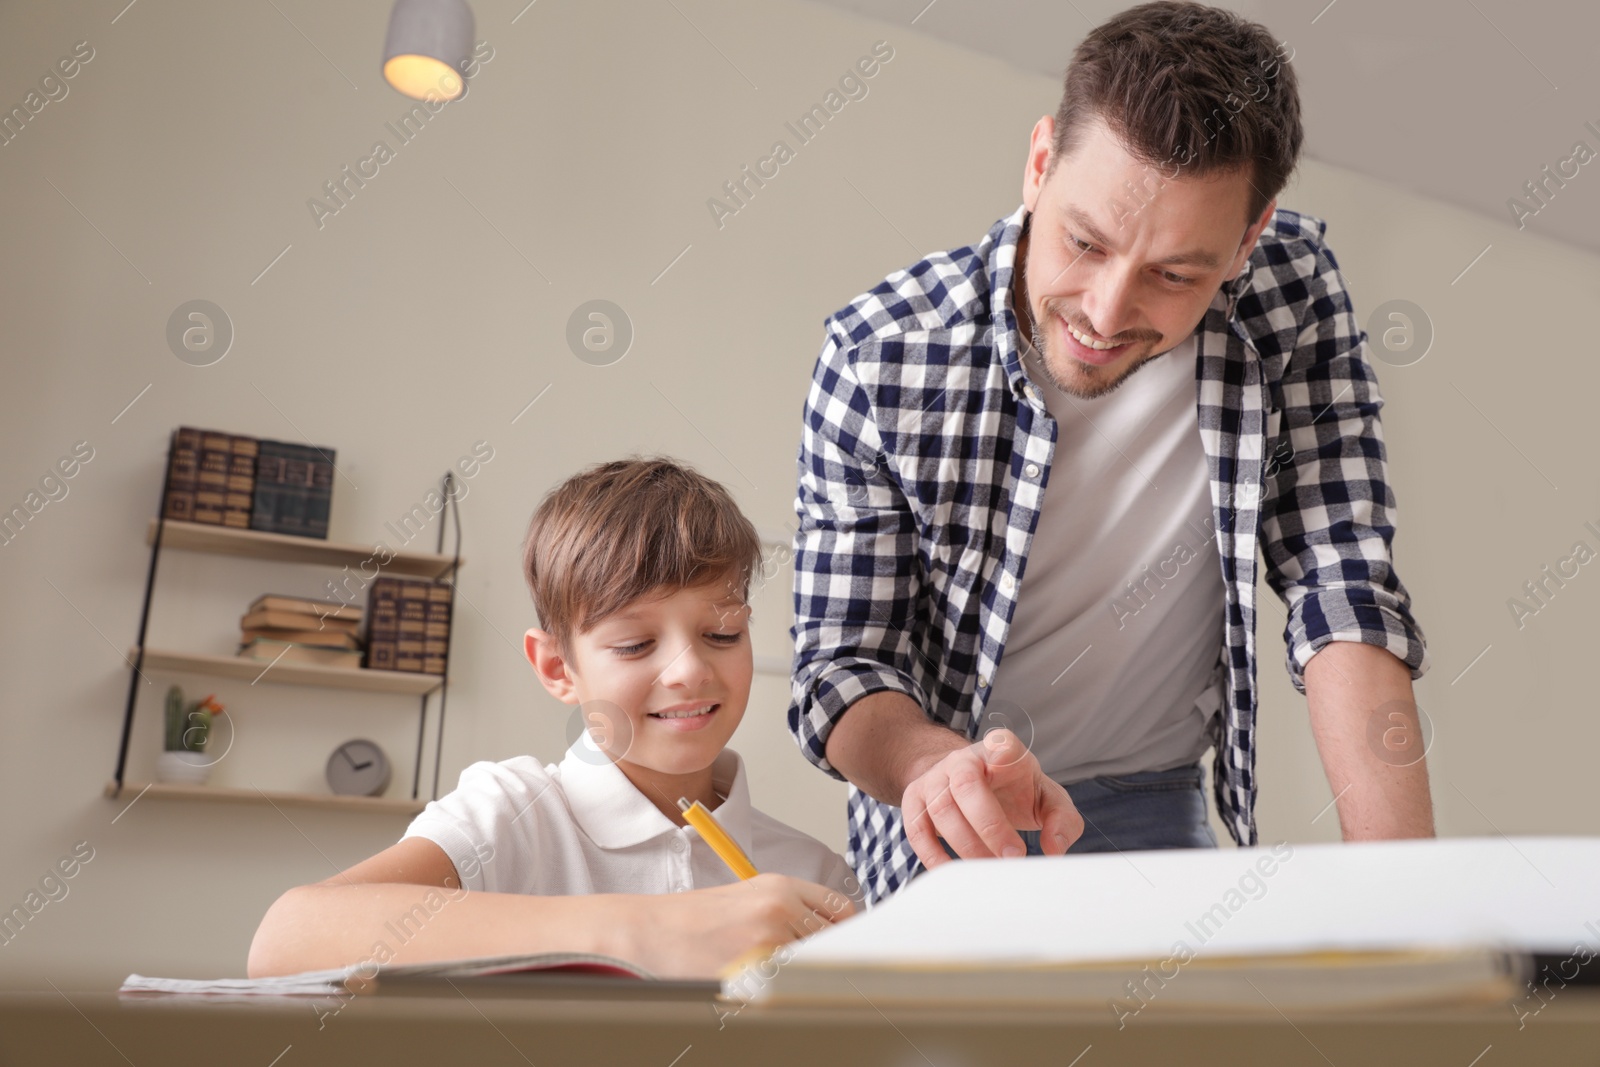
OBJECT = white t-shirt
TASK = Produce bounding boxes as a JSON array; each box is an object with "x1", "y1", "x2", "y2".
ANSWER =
[
  {"x1": 986, "y1": 333, "x2": 1225, "y2": 783},
  {"x1": 402, "y1": 742, "x2": 858, "y2": 900}
]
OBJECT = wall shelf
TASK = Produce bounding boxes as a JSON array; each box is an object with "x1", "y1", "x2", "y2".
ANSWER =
[
  {"x1": 111, "y1": 455, "x2": 465, "y2": 816},
  {"x1": 144, "y1": 518, "x2": 462, "y2": 580},
  {"x1": 104, "y1": 779, "x2": 426, "y2": 816},
  {"x1": 131, "y1": 647, "x2": 444, "y2": 695}
]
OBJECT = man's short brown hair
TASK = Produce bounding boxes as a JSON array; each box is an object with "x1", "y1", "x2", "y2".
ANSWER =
[
  {"x1": 1050, "y1": 0, "x2": 1303, "y2": 223},
  {"x1": 521, "y1": 456, "x2": 762, "y2": 653}
]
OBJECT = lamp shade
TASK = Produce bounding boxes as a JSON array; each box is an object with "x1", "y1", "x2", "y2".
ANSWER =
[{"x1": 382, "y1": 0, "x2": 474, "y2": 101}]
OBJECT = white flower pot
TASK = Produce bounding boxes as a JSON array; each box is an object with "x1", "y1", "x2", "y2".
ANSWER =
[{"x1": 157, "y1": 750, "x2": 213, "y2": 785}]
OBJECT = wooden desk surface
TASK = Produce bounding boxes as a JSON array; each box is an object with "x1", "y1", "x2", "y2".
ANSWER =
[{"x1": 3, "y1": 986, "x2": 1598, "y2": 1066}]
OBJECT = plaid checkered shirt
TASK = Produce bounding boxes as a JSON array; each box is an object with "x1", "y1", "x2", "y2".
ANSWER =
[{"x1": 788, "y1": 203, "x2": 1430, "y2": 905}]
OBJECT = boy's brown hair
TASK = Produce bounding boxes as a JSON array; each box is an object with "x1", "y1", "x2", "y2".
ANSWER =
[
  {"x1": 1051, "y1": 0, "x2": 1303, "y2": 223},
  {"x1": 522, "y1": 456, "x2": 763, "y2": 653}
]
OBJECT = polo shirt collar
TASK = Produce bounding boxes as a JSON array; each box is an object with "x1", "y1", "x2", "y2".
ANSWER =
[{"x1": 557, "y1": 742, "x2": 754, "y2": 853}]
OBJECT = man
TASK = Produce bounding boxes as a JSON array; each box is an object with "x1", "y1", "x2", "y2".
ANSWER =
[{"x1": 788, "y1": 0, "x2": 1433, "y2": 904}]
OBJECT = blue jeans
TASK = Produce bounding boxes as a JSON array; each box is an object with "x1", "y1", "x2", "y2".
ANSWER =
[{"x1": 937, "y1": 761, "x2": 1218, "y2": 860}]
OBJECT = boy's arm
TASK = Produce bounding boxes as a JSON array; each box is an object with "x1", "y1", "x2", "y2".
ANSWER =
[{"x1": 247, "y1": 837, "x2": 850, "y2": 979}]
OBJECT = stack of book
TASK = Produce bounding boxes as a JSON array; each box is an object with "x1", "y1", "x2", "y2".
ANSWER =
[
  {"x1": 236, "y1": 594, "x2": 363, "y2": 670},
  {"x1": 251, "y1": 440, "x2": 335, "y2": 540},
  {"x1": 365, "y1": 578, "x2": 452, "y2": 675},
  {"x1": 161, "y1": 427, "x2": 258, "y2": 528},
  {"x1": 159, "y1": 426, "x2": 336, "y2": 539}
]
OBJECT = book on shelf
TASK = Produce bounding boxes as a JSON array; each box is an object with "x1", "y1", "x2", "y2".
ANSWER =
[
  {"x1": 162, "y1": 427, "x2": 259, "y2": 528},
  {"x1": 196, "y1": 429, "x2": 256, "y2": 528},
  {"x1": 397, "y1": 580, "x2": 426, "y2": 673},
  {"x1": 236, "y1": 637, "x2": 363, "y2": 670},
  {"x1": 247, "y1": 594, "x2": 362, "y2": 625},
  {"x1": 160, "y1": 427, "x2": 200, "y2": 523},
  {"x1": 424, "y1": 583, "x2": 452, "y2": 675},
  {"x1": 241, "y1": 609, "x2": 360, "y2": 636},
  {"x1": 365, "y1": 577, "x2": 452, "y2": 675},
  {"x1": 226, "y1": 435, "x2": 258, "y2": 529},
  {"x1": 365, "y1": 578, "x2": 399, "y2": 671},
  {"x1": 240, "y1": 627, "x2": 359, "y2": 650},
  {"x1": 193, "y1": 429, "x2": 229, "y2": 526},
  {"x1": 251, "y1": 440, "x2": 335, "y2": 540}
]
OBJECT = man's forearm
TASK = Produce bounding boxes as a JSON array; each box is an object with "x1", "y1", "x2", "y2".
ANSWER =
[
  {"x1": 823, "y1": 689, "x2": 968, "y2": 807},
  {"x1": 1304, "y1": 640, "x2": 1435, "y2": 839}
]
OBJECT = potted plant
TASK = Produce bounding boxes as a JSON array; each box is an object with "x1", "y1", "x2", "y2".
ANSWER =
[{"x1": 157, "y1": 686, "x2": 226, "y2": 785}]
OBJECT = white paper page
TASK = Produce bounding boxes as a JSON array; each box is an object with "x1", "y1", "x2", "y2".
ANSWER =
[
  {"x1": 120, "y1": 969, "x2": 350, "y2": 996},
  {"x1": 794, "y1": 837, "x2": 1600, "y2": 967}
]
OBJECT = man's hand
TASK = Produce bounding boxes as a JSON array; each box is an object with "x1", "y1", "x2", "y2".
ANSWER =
[
  {"x1": 617, "y1": 874, "x2": 854, "y2": 979},
  {"x1": 901, "y1": 729, "x2": 1084, "y2": 869}
]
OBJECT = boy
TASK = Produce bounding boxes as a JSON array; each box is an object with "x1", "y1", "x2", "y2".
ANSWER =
[{"x1": 249, "y1": 457, "x2": 857, "y2": 980}]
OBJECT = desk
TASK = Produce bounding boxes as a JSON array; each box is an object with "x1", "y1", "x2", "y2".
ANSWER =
[{"x1": 3, "y1": 987, "x2": 1598, "y2": 1066}]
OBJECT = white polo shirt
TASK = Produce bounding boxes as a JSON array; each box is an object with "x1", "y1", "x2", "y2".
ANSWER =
[{"x1": 402, "y1": 743, "x2": 857, "y2": 901}]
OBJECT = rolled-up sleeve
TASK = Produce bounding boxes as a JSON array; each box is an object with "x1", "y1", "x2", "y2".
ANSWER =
[
  {"x1": 1259, "y1": 245, "x2": 1429, "y2": 694},
  {"x1": 788, "y1": 326, "x2": 927, "y2": 780}
]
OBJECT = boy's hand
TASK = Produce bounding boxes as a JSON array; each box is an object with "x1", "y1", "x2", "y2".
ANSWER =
[
  {"x1": 901, "y1": 728, "x2": 1084, "y2": 869},
  {"x1": 617, "y1": 873, "x2": 855, "y2": 978}
]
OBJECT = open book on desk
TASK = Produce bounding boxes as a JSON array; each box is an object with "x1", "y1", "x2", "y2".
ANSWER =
[
  {"x1": 726, "y1": 836, "x2": 1600, "y2": 1013},
  {"x1": 121, "y1": 952, "x2": 720, "y2": 1001}
]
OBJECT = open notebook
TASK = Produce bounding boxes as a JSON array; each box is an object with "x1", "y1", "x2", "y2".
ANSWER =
[
  {"x1": 121, "y1": 952, "x2": 719, "y2": 999},
  {"x1": 724, "y1": 836, "x2": 1600, "y2": 1013}
]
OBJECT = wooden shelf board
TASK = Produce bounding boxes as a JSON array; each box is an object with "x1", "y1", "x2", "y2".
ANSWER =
[
  {"x1": 132, "y1": 647, "x2": 444, "y2": 694},
  {"x1": 145, "y1": 519, "x2": 462, "y2": 579},
  {"x1": 105, "y1": 779, "x2": 426, "y2": 815}
]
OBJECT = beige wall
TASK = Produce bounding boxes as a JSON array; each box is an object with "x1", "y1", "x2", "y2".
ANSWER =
[{"x1": 1, "y1": 0, "x2": 1594, "y2": 989}]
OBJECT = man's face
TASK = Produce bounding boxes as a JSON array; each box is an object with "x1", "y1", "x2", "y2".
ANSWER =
[{"x1": 1016, "y1": 113, "x2": 1273, "y2": 399}]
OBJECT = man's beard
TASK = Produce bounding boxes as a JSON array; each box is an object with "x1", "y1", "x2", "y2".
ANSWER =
[{"x1": 1021, "y1": 277, "x2": 1160, "y2": 401}]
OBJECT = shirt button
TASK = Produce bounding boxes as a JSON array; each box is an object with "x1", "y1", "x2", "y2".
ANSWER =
[
  {"x1": 1000, "y1": 574, "x2": 1015, "y2": 593},
  {"x1": 669, "y1": 836, "x2": 686, "y2": 853},
  {"x1": 978, "y1": 675, "x2": 990, "y2": 689},
  {"x1": 1024, "y1": 385, "x2": 1041, "y2": 404},
  {"x1": 1024, "y1": 463, "x2": 1041, "y2": 479}
]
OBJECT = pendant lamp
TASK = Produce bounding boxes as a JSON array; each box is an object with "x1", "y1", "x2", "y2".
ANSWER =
[{"x1": 382, "y1": 0, "x2": 475, "y2": 101}]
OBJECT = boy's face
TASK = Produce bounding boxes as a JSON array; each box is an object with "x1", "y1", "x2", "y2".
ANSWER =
[{"x1": 525, "y1": 577, "x2": 752, "y2": 784}]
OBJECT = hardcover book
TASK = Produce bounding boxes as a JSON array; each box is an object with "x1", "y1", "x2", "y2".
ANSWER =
[
  {"x1": 364, "y1": 577, "x2": 403, "y2": 672},
  {"x1": 252, "y1": 439, "x2": 335, "y2": 539},
  {"x1": 161, "y1": 427, "x2": 259, "y2": 528},
  {"x1": 236, "y1": 637, "x2": 362, "y2": 670},
  {"x1": 365, "y1": 578, "x2": 452, "y2": 674},
  {"x1": 225, "y1": 435, "x2": 258, "y2": 529},
  {"x1": 194, "y1": 429, "x2": 232, "y2": 525},
  {"x1": 424, "y1": 584, "x2": 452, "y2": 675},
  {"x1": 160, "y1": 427, "x2": 202, "y2": 522},
  {"x1": 240, "y1": 609, "x2": 360, "y2": 635},
  {"x1": 240, "y1": 628, "x2": 359, "y2": 650},
  {"x1": 248, "y1": 594, "x2": 362, "y2": 624}
]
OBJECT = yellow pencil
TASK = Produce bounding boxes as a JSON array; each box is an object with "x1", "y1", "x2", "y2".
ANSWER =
[{"x1": 677, "y1": 797, "x2": 759, "y2": 880}]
